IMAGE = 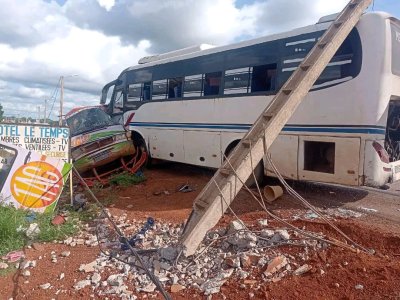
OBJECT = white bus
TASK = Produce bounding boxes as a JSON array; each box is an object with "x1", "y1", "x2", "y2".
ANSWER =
[{"x1": 101, "y1": 11, "x2": 400, "y2": 188}]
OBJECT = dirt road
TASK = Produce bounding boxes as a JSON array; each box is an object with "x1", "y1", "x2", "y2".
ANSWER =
[{"x1": 0, "y1": 163, "x2": 399, "y2": 299}]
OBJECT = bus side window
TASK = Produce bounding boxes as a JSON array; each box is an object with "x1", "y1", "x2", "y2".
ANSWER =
[
  {"x1": 251, "y1": 64, "x2": 277, "y2": 93},
  {"x1": 113, "y1": 89, "x2": 124, "y2": 113},
  {"x1": 184, "y1": 74, "x2": 203, "y2": 98},
  {"x1": 152, "y1": 80, "x2": 168, "y2": 100},
  {"x1": 168, "y1": 77, "x2": 183, "y2": 98},
  {"x1": 204, "y1": 72, "x2": 222, "y2": 96},
  {"x1": 143, "y1": 82, "x2": 151, "y2": 101},
  {"x1": 128, "y1": 83, "x2": 142, "y2": 102},
  {"x1": 224, "y1": 67, "x2": 251, "y2": 94}
]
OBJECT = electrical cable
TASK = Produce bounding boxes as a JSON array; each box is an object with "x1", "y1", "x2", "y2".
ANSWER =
[
  {"x1": 222, "y1": 152, "x2": 372, "y2": 254},
  {"x1": 265, "y1": 154, "x2": 372, "y2": 253},
  {"x1": 73, "y1": 166, "x2": 172, "y2": 300}
]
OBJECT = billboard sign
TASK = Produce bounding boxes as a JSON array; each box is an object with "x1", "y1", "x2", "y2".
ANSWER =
[
  {"x1": 0, "y1": 142, "x2": 71, "y2": 213},
  {"x1": 0, "y1": 123, "x2": 70, "y2": 161}
]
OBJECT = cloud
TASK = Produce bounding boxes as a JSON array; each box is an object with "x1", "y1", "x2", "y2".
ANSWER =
[
  {"x1": 0, "y1": 0, "x2": 356, "y2": 119},
  {"x1": 97, "y1": 0, "x2": 115, "y2": 11}
]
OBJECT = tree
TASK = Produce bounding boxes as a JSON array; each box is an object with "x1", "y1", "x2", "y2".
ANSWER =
[{"x1": 0, "y1": 103, "x2": 3, "y2": 122}]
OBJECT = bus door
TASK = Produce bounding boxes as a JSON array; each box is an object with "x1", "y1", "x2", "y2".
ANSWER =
[{"x1": 100, "y1": 79, "x2": 125, "y2": 124}]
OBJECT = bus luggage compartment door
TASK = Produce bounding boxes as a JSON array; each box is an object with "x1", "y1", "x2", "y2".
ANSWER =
[
  {"x1": 298, "y1": 136, "x2": 361, "y2": 186},
  {"x1": 183, "y1": 130, "x2": 221, "y2": 168},
  {"x1": 149, "y1": 129, "x2": 185, "y2": 162},
  {"x1": 265, "y1": 135, "x2": 299, "y2": 180}
]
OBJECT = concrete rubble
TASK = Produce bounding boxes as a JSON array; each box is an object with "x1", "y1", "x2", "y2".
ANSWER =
[{"x1": 47, "y1": 209, "x2": 359, "y2": 299}]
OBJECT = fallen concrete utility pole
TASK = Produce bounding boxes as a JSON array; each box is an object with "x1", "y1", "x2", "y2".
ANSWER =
[{"x1": 180, "y1": 0, "x2": 372, "y2": 256}]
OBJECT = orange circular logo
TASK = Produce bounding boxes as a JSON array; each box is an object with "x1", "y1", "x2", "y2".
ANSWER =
[{"x1": 10, "y1": 161, "x2": 63, "y2": 209}]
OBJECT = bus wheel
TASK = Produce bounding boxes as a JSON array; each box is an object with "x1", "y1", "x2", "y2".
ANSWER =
[{"x1": 134, "y1": 137, "x2": 152, "y2": 168}]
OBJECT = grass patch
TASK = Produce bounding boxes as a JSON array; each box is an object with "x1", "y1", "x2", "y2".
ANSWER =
[
  {"x1": 0, "y1": 204, "x2": 30, "y2": 256},
  {"x1": 109, "y1": 172, "x2": 146, "y2": 187},
  {"x1": 0, "y1": 202, "x2": 100, "y2": 257}
]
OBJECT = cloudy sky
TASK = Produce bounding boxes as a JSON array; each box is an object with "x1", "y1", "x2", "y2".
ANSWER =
[{"x1": 0, "y1": 0, "x2": 399, "y2": 120}]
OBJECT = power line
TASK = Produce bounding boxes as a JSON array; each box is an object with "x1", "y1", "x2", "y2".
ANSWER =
[{"x1": 47, "y1": 77, "x2": 62, "y2": 119}]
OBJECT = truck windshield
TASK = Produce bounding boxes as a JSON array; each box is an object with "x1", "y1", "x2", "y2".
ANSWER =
[{"x1": 66, "y1": 108, "x2": 115, "y2": 136}]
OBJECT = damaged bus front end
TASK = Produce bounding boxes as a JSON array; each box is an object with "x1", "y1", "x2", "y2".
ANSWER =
[{"x1": 66, "y1": 106, "x2": 144, "y2": 186}]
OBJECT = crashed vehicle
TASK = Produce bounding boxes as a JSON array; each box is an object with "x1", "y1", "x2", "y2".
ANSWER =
[{"x1": 66, "y1": 106, "x2": 146, "y2": 185}]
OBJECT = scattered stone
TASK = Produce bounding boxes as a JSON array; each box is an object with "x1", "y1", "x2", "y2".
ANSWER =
[
  {"x1": 171, "y1": 284, "x2": 185, "y2": 293},
  {"x1": 318, "y1": 251, "x2": 327, "y2": 263},
  {"x1": 79, "y1": 261, "x2": 97, "y2": 273},
  {"x1": 61, "y1": 251, "x2": 71, "y2": 258},
  {"x1": 257, "y1": 219, "x2": 268, "y2": 227},
  {"x1": 334, "y1": 283, "x2": 340, "y2": 288},
  {"x1": 358, "y1": 207, "x2": 378, "y2": 213},
  {"x1": 64, "y1": 237, "x2": 73, "y2": 245},
  {"x1": 76, "y1": 239, "x2": 85, "y2": 245},
  {"x1": 228, "y1": 220, "x2": 246, "y2": 234},
  {"x1": 249, "y1": 292, "x2": 255, "y2": 298},
  {"x1": 59, "y1": 273, "x2": 65, "y2": 280},
  {"x1": 40, "y1": 283, "x2": 51, "y2": 290},
  {"x1": 276, "y1": 229, "x2": 290, "y2": 241},
  {"x1": 19, "y1": 260, "x2": 31, "y2": 270},
  {"x1": 355, "y1": 284, "x2": 364, "y2": 290},
  {"x1": 22, "y1": 270, "x2": 31, "y2": 277},
  {"x1": 127, "y1": 204, "x2": 134, "y2": 209},
  {"x1": 225, "y1": 257, "x2": 240, "y2": 268},
  {"x1": 74, "y1": 280, "x2": 91, "y2": 290},
  {"x1": 91, "y1": 273, "x2": 101, "y2": 285},
  {"x1": 160, "y1": 247, "x2": 179, "y2": 261},
  {"x1": 263, "y1": 256, "x2": 288, "y2": 277},
  {"x1": 227, "y1": 232, "x2": 257, "y2": 249},
  {"x1": 244, "y1": 280, "x2": 258, "y2": 285},
  {"x1": 240, "y1": 255, "x2": 251, "y2": 268},
  {"x1": 293, "y1": 264, "x2": 312, "y2": 276},
  {"x1": 140, "y1": 283, "x2": 156, "y2": 293},
  {"x1": 248, "y1": 255, "x2": 261, "y2": 266},
  {"x1": 26, "y1": 223, "x2": 41, "y2": 239},
  {"x1": 107, "y1": 274, "x2": 123, "y2": 287},
  {"x1": 0, "y1": 262, "x2": 8, "y2": 269},
  {"x1": 237, "y1": 270, "x2": 249, "y2": 279},
  {"x1": 160, "y1": 262, "x2": 172, "y2": 271},
  {"x1": 260, "y1": 229, "x2": 275, "y2": 238},
  {"x1": 201, "y1": 269, "x2": 233, "y2": 295},
  {"x1": 153, "y1": 260, "x2": 161, "y2": 272}
]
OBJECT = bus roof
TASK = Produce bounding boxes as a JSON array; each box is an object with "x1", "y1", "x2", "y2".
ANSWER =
[{"x1": 123, "y1": 11, "x2": 393, "y2": 75}]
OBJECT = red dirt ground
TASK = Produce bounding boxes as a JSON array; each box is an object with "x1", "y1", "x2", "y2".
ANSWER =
[{"x1": 1, "y1": 163, "x2": 399, "y2": 299}]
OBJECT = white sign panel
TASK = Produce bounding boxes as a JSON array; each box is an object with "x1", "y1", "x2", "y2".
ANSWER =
[
  {"x1": 0, "y1": 123, "x2": 70, "y2": 161},
  {"x1": 0, "y1": 142, "x2": 71, "y2": 213}
]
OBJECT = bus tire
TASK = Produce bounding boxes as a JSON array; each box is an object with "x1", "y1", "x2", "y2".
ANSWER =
[{"x1": 132, "y1": 133, "x2": 152, "y2": 168}]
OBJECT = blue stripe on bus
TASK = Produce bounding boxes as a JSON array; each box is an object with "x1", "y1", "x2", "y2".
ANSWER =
[{"x1": 129, "y1": 122, "x2": 386, "y2": 135}]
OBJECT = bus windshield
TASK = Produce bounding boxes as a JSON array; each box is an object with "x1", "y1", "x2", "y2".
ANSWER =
[
  {"x1": 66, "y1": 108, "x2": 115, "y2": 136},
  {"x1": 0, "y1": 145, "x2": 17, "y2": 190}
]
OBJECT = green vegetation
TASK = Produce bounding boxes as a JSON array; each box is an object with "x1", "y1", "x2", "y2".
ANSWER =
[
  {"x1": 109, "y1": 172, "x2": 146, "y2": 187},
  {"x1": 0, "y1": 202, "x2": 99, "y2": 257}
]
